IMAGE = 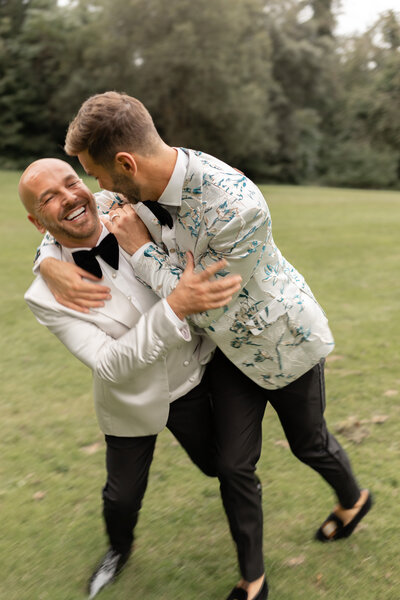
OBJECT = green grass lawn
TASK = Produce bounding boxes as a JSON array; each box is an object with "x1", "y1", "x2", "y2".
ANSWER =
[{"x1": 1, "y1": 171, "x2": 399, "y2": 599}]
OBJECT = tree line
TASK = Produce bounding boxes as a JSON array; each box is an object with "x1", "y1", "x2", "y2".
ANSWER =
[{"x1": 1, "y1": 0, "x2": 399, "y2": 188}]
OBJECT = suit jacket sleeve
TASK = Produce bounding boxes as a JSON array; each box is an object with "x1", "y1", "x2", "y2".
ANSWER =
[
  {"x1": 25, "y1": 296, "x2": 191, "y2": 384},
  {"x1": 130, "y1": 200, "x2": 269, "y2": 328}
]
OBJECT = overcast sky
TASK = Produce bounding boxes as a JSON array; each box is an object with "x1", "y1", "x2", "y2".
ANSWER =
[{"x1": 335, "y1": 0, "x2": 400, "y2": 35}]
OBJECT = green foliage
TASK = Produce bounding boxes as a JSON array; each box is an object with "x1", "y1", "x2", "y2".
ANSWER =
[
  {"x1": 2, "y1": 170, "x2": 400, "y2": 598},
  {"x1": 262, "y1": 0, "x2": 339, "y2": 181},
  {"x1": 0, "y1": 0, "x2": 400, "y2": 187},
  {"x1": 323, "y1": 141, "x2": 398, "y2": 188},
  {"x1": 0, "y1": 0, "x2": 82, "y2": 167},
  {"x1": 91, "y1": 0, "x2": 277, "y2": 167},
  {"x1": 326, "y1": 11, "x2": 400, "y2": 187}
]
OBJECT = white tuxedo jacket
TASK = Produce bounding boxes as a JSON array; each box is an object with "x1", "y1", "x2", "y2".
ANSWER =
[{"x1": 25, "y1": 252, "x2": 207, "y2": 437}]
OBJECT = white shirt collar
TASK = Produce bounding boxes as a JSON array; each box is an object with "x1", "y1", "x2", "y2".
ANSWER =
[{"x1": 158, "y1": 148, "x2": 188, "y2": 208}]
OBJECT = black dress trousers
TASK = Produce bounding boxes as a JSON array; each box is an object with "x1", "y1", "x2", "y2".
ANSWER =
[
  {"x1": 209, "y1": 348, "x2": 361, "y2": 582},
  {"x1": 102, "y1": 371, "x2": 216, "y2": 555}
]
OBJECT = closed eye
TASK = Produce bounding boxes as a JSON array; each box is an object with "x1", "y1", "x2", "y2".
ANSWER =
[{"x1": 67, "y1": 179, "x2": 81, "y2": 188}]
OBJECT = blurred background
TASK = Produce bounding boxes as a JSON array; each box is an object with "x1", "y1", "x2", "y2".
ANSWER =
[{"x1": 1, "y1": 0, "x2": 400, "y2": 188}]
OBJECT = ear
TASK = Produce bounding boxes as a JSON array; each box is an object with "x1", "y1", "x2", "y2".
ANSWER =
[
  {"x1": 115, "y1": 152, "x2": 138, "y2": 176},
  {"x1": 27, "y1": 214, "x2": 46, "y2": 234}
]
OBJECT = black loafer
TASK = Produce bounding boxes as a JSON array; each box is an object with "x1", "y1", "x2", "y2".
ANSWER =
[
  {"x1": 88, "y1": 547, "x2": 130, "y2": 598},
  {"x1": 226, "y1": 577, "x2": 268, "y2": 600},
  {"x1": 316, "y1": 490, "x2": 373, "y2": 542}
]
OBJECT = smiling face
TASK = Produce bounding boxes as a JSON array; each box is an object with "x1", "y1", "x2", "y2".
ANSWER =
[{"x1": 19, "y1": 158, "x2": 101, "y2": 248}]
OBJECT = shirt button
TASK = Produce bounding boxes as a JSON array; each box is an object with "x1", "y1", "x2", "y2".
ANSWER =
[
  {"x1": 112, "y1": 272, "x2": 117, "y2": 279},
  {"x1": 189, "y1": 376, "x2": 196, "y2": 383},
  {"x1": 183, "y1": 360, "x2": 190, "y2": 367},
  {"x1": 127, "y1": 296, "x2": 132, "y2": 301}
]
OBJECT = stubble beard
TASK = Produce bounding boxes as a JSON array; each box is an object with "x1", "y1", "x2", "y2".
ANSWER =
[{"x1": 110, "y1": 172, "x2": 142, "y2": 205}]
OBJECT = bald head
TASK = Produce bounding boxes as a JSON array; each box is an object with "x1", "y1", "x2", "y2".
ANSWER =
[
  {"x1": 19, "y1": 158, "x2": 78, "y2": 213},
  {"x1": 19, "y1": 157, "x2": 101, "y2": 248}
]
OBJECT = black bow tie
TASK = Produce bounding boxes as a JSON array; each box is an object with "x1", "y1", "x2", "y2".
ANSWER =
[
  {"x1": 72, "y1": 233, "x2": 119, "y2": 278},
  {"x1": 143, "y1": 200, "x2": 173, "y2": 228}
]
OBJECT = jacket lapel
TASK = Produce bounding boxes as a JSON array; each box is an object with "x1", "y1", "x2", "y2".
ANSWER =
[
  {"x1": 176, "y1": 150, "x2": 204, "y2": 256},
  {"x1": 90, "y1": 275, "x2": 142, "y2": 330}
]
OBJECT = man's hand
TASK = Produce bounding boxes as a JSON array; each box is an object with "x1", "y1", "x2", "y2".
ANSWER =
[
  {"x1": 103, "y1": 204, "x2": 152, "y2": 255},
  {"x1": 167, "y1": 253, "x2": 242, "y2": 320},
  {"x1": 40, "y1": 258, "x2": 111, "y2": 313}
]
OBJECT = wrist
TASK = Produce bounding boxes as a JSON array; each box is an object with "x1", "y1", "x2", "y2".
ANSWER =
[
  {"x1": 166, "y1": 293, "x2": 186, "y2": 321},
  {"x1": 39, "y1": 256, "x2": 58, "y2": 276},
  {"x1": 121, "y1": 239, "x2": 151, "y2": 256}
]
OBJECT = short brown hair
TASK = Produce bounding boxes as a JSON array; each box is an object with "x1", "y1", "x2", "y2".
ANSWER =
[{"x1": 65, "y1": 91, "x2": 162, "y2": 165}]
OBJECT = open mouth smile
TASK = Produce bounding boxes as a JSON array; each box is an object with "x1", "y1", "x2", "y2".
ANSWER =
[{"x1": 65, "y1": 206, "x2": 87, "y2": 221}]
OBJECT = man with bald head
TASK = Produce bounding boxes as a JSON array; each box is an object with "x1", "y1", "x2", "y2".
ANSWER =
[{"x1": 20, "y1": 158, "x2": 242, "y2": 598}]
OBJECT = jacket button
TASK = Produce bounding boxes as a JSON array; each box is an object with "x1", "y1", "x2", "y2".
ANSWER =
[{"x1": 183, "y1": 360, "x2": 190, "y2": 366}]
